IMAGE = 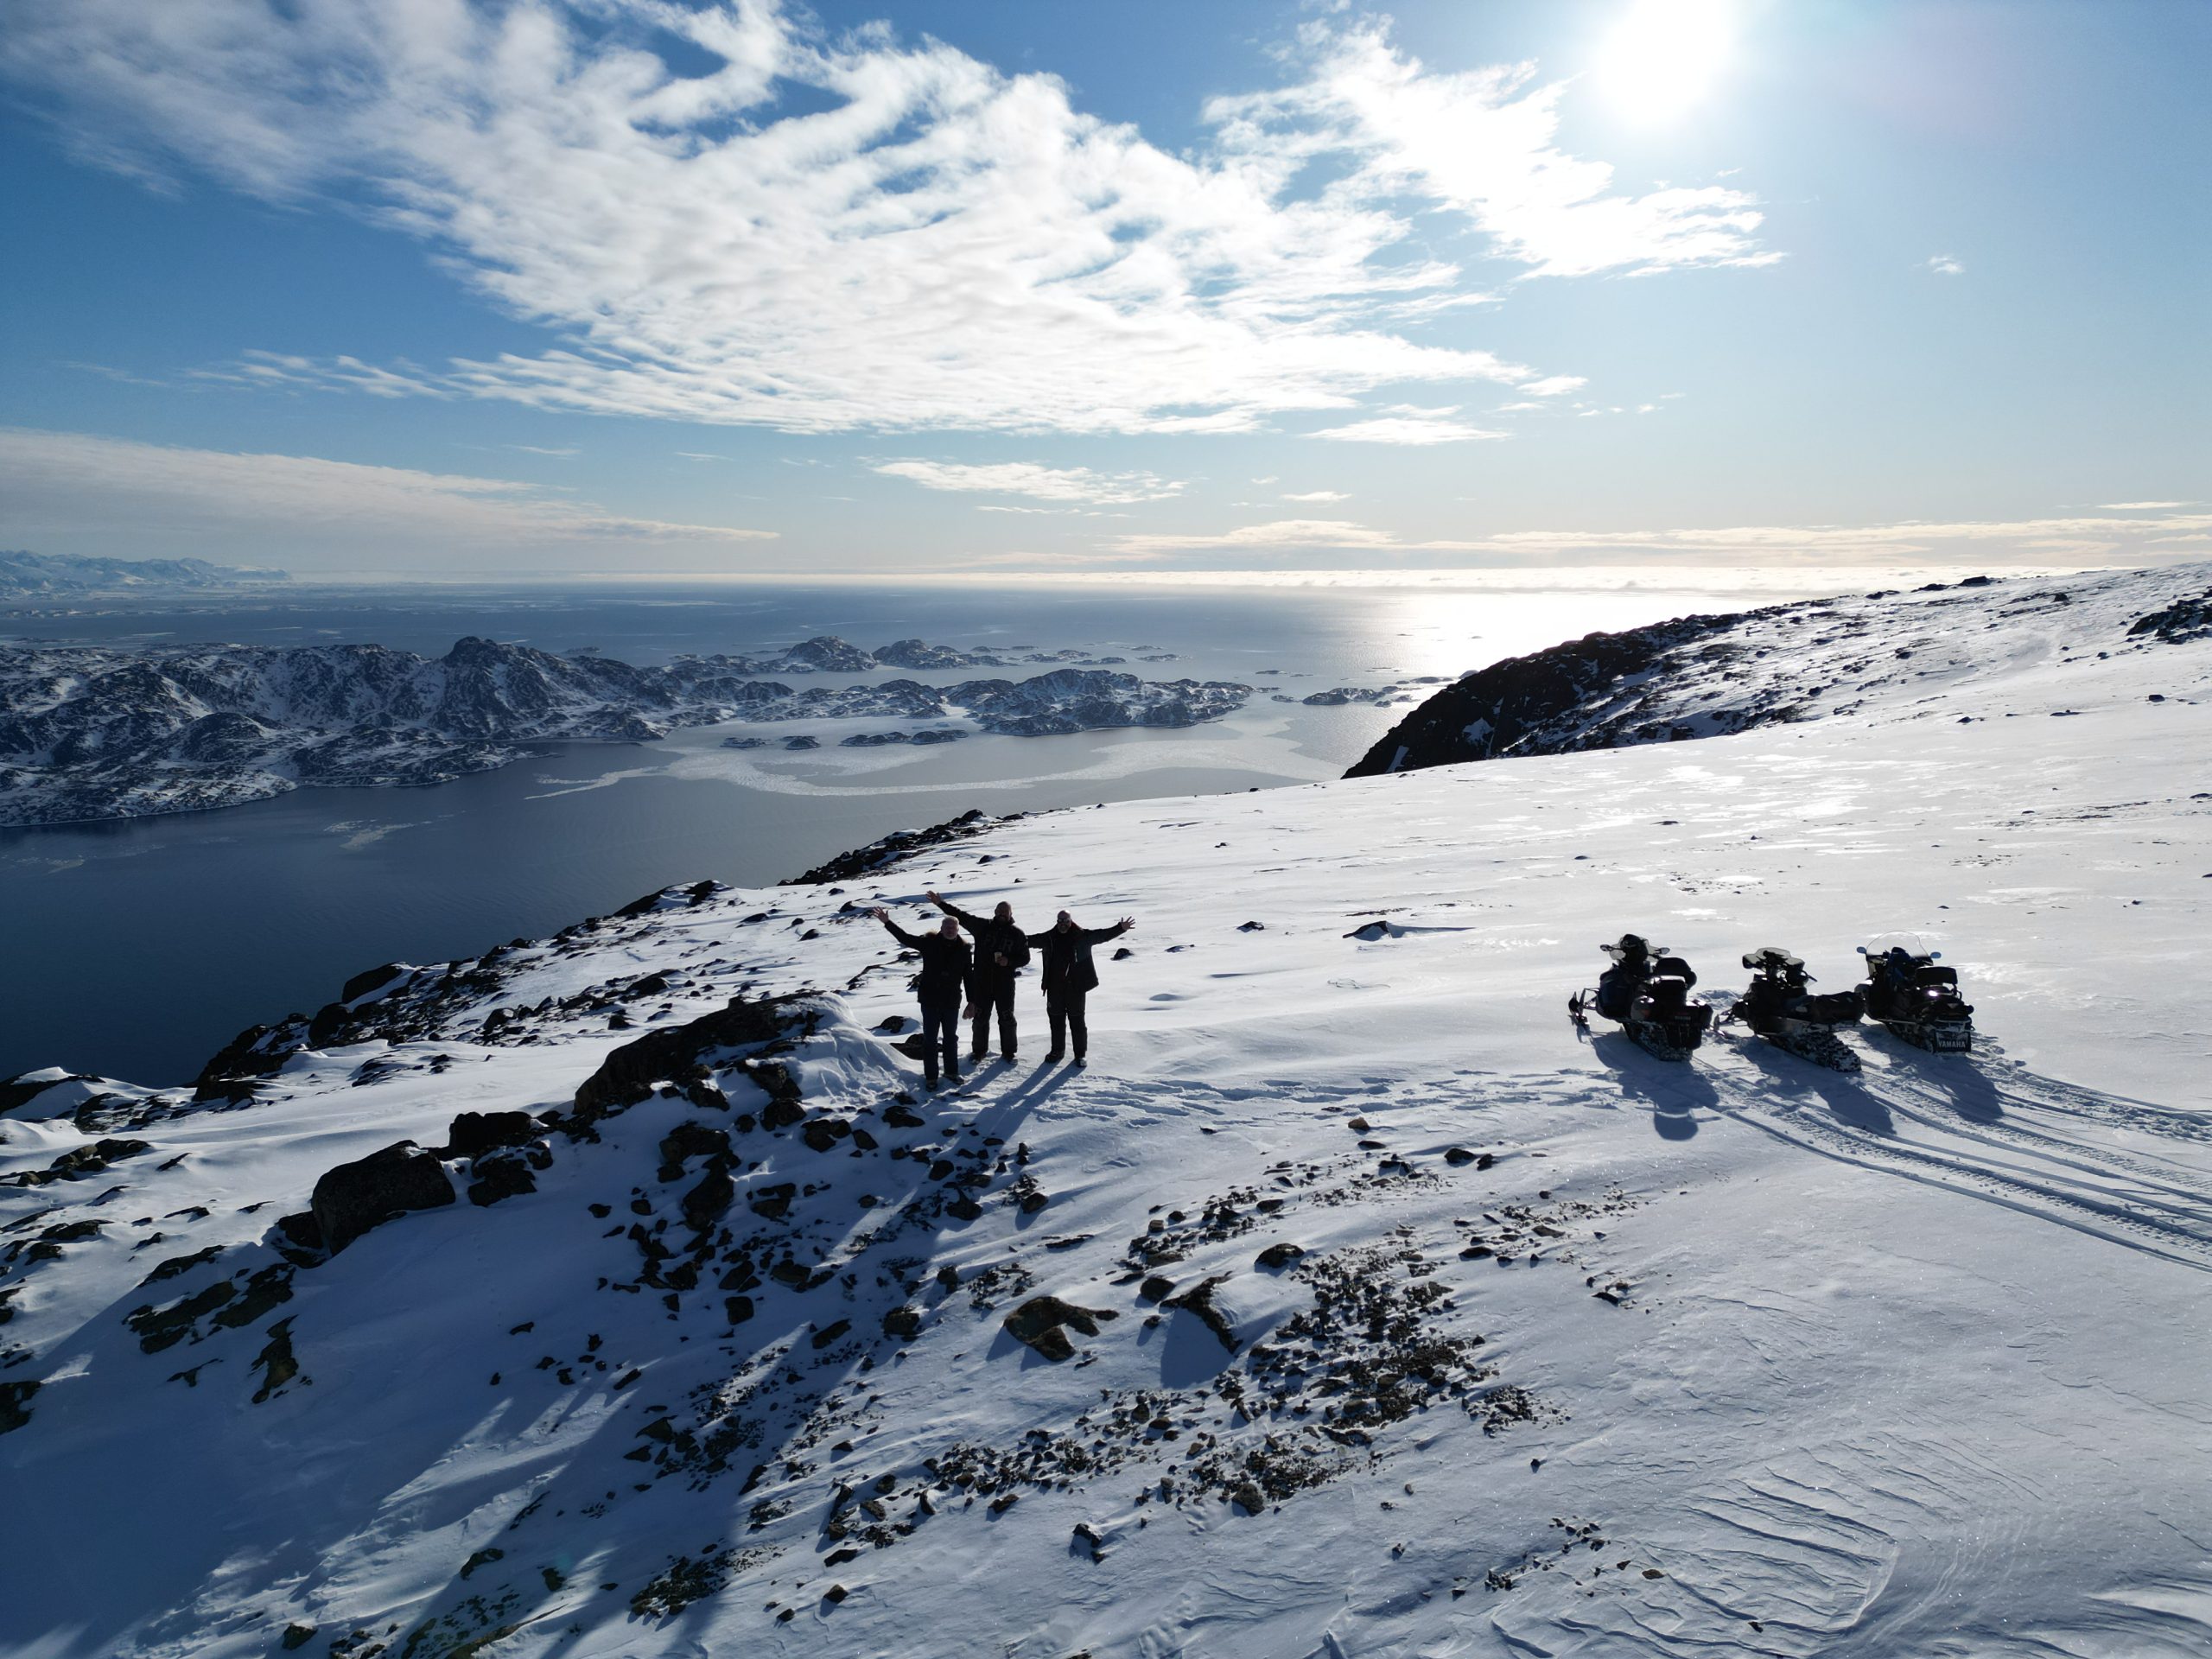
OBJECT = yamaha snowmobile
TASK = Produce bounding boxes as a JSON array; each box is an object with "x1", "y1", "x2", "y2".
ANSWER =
[
  {"x1": 1858, "y1": 937, "x2": 1974, "y2": 1053},
  {"x1": 1569, "y1": 934, "x2": 1713, "y2": 1061},
  {"x1": 1728, "y1": 947, "x2": 1865, "y2": 1071}
]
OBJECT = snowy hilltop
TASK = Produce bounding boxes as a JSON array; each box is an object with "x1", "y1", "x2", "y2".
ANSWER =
[
  {"x1": 1350, "y1": 566, "x2": 2212, "y2": 775},
  {"x1": 0, "y1": 550, "x2": 290, "y2": 596},
  {"x1": 2, "y1": 564, "x2": 2209, "y2": 1658},
  {"x1": 0, "y1": 636, "x2": 1250, "y2": 825}
]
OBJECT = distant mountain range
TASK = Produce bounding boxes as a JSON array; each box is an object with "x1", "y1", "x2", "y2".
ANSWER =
[
  {"x1": 0, "y1": 633, "x2": 1252, "y2": 825},
  {"x1": 0, "y1": 550, "x2": 290, "y2": 596}
]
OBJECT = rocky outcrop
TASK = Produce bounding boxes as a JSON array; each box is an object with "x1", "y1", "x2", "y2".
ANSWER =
[
  {"x1": 1002, "y1": 1295, "x2": 1118, "y2": 1362},
  {"x1": 782, "y1": 807, "x2": 1008, "y2": 885},
  {"x1": 570, "y1": 995, "x2": 812, "y2": 1125},
  {"x1": 1346, "y1": 610, "x2": 1757, "y2": 777},
  {"x1": 310, "y1": 1141, "x2": 456, "y2": 1254}
]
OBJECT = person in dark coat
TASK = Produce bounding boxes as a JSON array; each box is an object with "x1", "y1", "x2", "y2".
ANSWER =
[
  {"x1": 1027, "y1": 909, "x2": 1135, "y2": 1065},
  {"x1": 926, "y1": 890, "x2": 1032, "y2": 1063},
  {"x1": 870, "y1": 908, "x2": 976, "y2": 1089}
]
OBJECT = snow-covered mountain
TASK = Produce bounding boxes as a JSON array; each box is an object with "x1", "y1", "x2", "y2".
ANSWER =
[
  {"x1": 0, "y1": 637, "x2": 1251, "y2": 825},
  {"x1": 3, "y1": 567, "x2": 2209, "y2": 1658},
  {"x1": 0, "y1": 550, "x2": 289, "y2": 595},
  {"x1": 1350, "y1": 564, "x2": 2212, "y2": 775}
]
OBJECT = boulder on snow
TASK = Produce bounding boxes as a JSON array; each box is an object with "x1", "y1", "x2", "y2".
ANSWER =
[
  {"x1": 340, "y1": 962, "x2": 410, "y2": 1004},
  {"x1": 1003, "y1": 1295, "x2": 1117, "y2": 1362},
  {"x1": 445, "y1": 1109, "x2": 540, "y2": 1160},
  {"x1": 467, "y1": 1149, "x2": 537, "y2": 1208},
  {"x1": 311, "y1": 1141, "x2": 456, "y2": 1254}
]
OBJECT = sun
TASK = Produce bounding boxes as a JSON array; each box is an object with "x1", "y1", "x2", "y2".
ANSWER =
[{"x1": 1593, "y1": 0, "x2": 1736, "y2": 124}]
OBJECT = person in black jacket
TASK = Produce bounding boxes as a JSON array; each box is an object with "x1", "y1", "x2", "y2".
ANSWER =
[
  {"x1": 926, "y1": 890, "x2": 1032, "y2": 1063},
  {"x1": 1027, "y1": 909, "x2": 1135, "y2": 1066},
  {"x1": 871, "y1": 907, "x2": 976, "y2": 1089}
]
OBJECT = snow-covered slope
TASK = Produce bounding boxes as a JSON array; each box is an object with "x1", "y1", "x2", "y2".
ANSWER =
[
  {"x1": 1350, "y1": 563, "x2": 2212, "y2": 774},
  {"x1": 3, "y1": 571, "x2": 2209, "y2": 1659}
]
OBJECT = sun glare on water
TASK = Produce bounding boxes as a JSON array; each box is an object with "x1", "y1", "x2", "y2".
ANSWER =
[{"x1": 1593, "y1": 0, "x2": 1736, "y2": 124}]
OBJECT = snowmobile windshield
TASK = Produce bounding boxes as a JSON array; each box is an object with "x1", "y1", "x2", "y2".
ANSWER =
[{"x1": 1862, "y1": 931, "x2": 1934, "y2": 960}]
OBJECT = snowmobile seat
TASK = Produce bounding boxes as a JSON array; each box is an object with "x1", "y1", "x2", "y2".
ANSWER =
[
  {"x1": 1914, "y1": 963, "x2": 1958, "y2": 989},
  {"x1": 1652, "y1": 954, "x2": 1698, "y2": 988}
]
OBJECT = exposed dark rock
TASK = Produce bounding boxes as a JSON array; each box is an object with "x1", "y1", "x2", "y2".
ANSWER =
[
  {"x1": 1003, "y1": 1295, "x2": 1117, "y2": 1362},
  {"x1": 340, "y1": 963, "x2": 409, "y2": 1003},
  {"x1": 1346, "y1": 607, "x2": 1784, "y2": 777},
  {"x1": 7, "y1": 1136, "x2": 153, "y2": 1186},
  {"x1": 802, "y1": 1116, "x2": 853, "y2": 1154},
  {"x1": 1164, "y1": 1275, "x2": 1241, "y2": 1354},
  {"x1": 311, "y1": 1141, "x2": 456, "y2": 1255},
  {"x1": 681, "y1": 1165, "x2": 735, "y2": 1231},
  {"x1": 571, "y1": 995, "x2": 808, "y2": 1125},
  {"x1": 1255, "y1": 1242, "x2": 1306, "y2": 1270},
  {"x1": 782, "y1": 808, "x2": 1004, "y2": 886},
  {"x1": 723, "y1": 1296, "x2": 755, "y2": 1325},
  {"x1": 467, "y1": 1150, "x2": 538, "y2": 1208},
  {"x1": 883, "y1": 1306, "x2": 923, "y2": 1340},
  {"x1": 2130, "y1": 587, "x2": 2212, "y2": 643},
  {"x1": 280, "y1": 1624, "x2": 316, "y2": 1650},
  {"x1": 446, "y1": 1109, "x2": 541, "y2": 1160},
  {"x1": 250, "y1": 1319, "x2": 299, "y2": 1402},
  {"x1": 0, "y1": 1377, "x2": 38, "y2": 1434}
]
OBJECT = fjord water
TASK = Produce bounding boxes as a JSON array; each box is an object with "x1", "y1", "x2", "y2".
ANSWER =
[{"x1": 3, "y1": 576, "x2": 1811, "y2": 1084}]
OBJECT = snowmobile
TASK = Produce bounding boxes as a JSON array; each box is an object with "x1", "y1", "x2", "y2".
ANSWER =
[
  {"x1": 1569, "y1": 934, "x2": 1713, "y2": 1061},
  {"x1": 1727, "y1": 947, "x2": 1865, "y2": 1071},
  {"x1": 1858, "y1": 936, "x2": 1974, "y2": 1053}
]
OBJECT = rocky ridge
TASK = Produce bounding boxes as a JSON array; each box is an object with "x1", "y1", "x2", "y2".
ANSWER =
[{"x1": 1347, "y1": 566, "x2": 2206, "y2": 777}]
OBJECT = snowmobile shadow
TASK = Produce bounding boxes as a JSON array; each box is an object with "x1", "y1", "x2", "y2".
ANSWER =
[
  {"x1": 1733, "y1": 1038, "x2": 1897, "y2": 1136},
  {"x1": 1586, "y1": 1033, "x2": 1716, "y2": 1140},
  {"x1": 1864, "y1": 1031, "x2": 2005, "y2": 1122}
]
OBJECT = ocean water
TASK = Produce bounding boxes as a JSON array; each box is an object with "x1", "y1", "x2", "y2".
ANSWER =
[{"x1": 2, "y1": 574, "x2": 1849, "y2": 1084}]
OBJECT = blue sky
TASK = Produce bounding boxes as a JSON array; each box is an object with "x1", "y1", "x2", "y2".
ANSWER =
[{"x1": 2, "y1": 0, "x2": 2205, "y2": 576}]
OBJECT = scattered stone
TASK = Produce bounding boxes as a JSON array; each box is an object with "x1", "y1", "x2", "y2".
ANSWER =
[
  {"x1": 1444, "y1": 1147, "x2": 1478, "y2": 1166},
  {"x1": 280, "y1": 1624, "x2": 317, "y2": 1651},
  {"x1": 1254, "y1": 1243, "x2": 1306, "y2": 1271}
]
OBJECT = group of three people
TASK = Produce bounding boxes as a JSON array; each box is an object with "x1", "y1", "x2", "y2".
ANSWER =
[{"x1": 871, "y1": 890, "x2": 1134, "y2": 1086}]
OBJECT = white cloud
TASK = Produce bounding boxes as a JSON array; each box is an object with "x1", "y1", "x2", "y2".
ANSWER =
[
  {"x1": 1520, "y1": 375, "x2": 1587, "y2": 397},
  {"x1": 1109, "y1": 508, "x2": 2212, "y2": 563},
  {"x1": 1282, "y1": 489, "x2": 1350, "y2": 502},
  {"x1": 0, "y1": 428, "x2": 772, "y2": 573},
  {"x1": 874, "y1": 459, "x2": 1182, "y2": 505},
  {"x1": 1207, "y1": 22, "x2": 1778, "y2": 280},
  {"x1": 1309, "y1": 406, "x2": 1507, "y2": 444},
  {"x1": 2098, "y1": 501, "x2": 2191, "y2": 511},
  {"x1": 1926, "y1": 255, "x2": 1965, "y2": 276},
  {"x1": 2, "y1": 3, "x2": 1770, "y2": 437},
  {"x1": 506, "y1": 443, "x2": 578, "y2": 457}
]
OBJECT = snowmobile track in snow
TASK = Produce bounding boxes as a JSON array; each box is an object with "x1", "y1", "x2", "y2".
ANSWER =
[{"x1": 1704, "y1": 1039, "x2": 2212, "y2": 1271}]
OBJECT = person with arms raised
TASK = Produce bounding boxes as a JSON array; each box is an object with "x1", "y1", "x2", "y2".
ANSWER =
[
  {"x1": 870, "y1": 906, "x2": 976, "y2": 1090},
  {"x1": 926, "y1": 890, "x2": 1032, "y2": 1064},
  {"x1": 1028, "y1": 908, "x2": 1135, "y2": 1066}
]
